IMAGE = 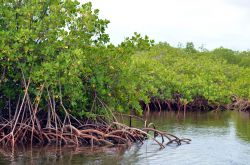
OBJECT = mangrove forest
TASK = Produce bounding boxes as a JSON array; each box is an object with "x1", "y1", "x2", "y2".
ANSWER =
[{"x1": 0, "y1": 0, "x2": 249, "y2": 156}]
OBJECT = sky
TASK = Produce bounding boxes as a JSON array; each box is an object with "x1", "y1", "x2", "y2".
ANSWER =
[{"x1": 81, "y1": 0, "x2": 250, "y2": 50}]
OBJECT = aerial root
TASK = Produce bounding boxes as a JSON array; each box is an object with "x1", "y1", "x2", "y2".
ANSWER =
[
  {"x1": 0, "y1": 114, "x2": 190, "y2": 149},
  {"x1": 0, "y1": 75, "x2": 191, "y2": 151},
  {"x1": 0, "y1": 82, "x2": 190, "y2": 150},
  {"x1": 228, "y1": 96, "x2": 250, "y2": 112}
]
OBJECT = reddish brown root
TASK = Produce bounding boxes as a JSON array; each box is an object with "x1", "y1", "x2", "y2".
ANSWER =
[
  {"x1": 0, "y1": 105, "x2": 191, "y2": 150},
  {"x1": 0, "y1": 79, "x2": 190, "y2": 151},
  {"x1": 228, "y1": 96, "x2": 250, "y2": 112},
  {"x1": 141, "y1": 95, "x2": 250, "y2": 112}
]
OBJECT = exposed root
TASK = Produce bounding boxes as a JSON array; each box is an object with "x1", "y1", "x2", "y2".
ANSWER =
[
  {"x1": 0, "y1": 77, "x2": 190, "y2": 151},
  {"x1": 228, "y1": 95, "x2": 250, "y2": 112},
  {"x1": 142, "y1": 95, "x2": 250, "y2": 112},
  {"x1": 0, "y1": 98, "x2": 191, "y2": 150},
  {"x1": 141, "y1": 95, "x2": 215, "y2": 112},
  {"x1": 0, "y1": 110, "x2": 190, "y2": 150}
]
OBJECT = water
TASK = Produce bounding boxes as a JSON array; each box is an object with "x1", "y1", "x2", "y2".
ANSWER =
[{"x1": 0, "y1": 111, "x2": 250, "y2": 165}]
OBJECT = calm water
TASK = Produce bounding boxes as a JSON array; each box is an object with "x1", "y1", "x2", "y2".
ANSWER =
[{"x1": 0, "y1": 111, "x2": 250, "y2": 165}]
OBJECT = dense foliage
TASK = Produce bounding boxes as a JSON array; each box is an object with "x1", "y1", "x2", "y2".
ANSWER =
[
  {"x1": 131, "y1": 43, "x2": 250, "y2": 105},
  {"x1": 0, "y1": 1, "x2": 249, "y2": 119}
]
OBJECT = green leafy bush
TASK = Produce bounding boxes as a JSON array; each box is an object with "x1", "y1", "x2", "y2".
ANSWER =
[{"x1": 0, "y1": 1, "x2": 249, "y2": 119}]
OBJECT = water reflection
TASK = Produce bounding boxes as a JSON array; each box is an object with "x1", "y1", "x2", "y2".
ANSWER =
[
  {"x1": 232, "y1": 112, "x2": 250, "y2": 142},
  {"x1": 0, "y1": 145, "x2": 130, "y2": 165},
  {"x1": 0, "y1": 111, "x2": 250, "y2": 165},
  {"x1": 145, "y1": 111, "x2": 231, "y2": 128}
]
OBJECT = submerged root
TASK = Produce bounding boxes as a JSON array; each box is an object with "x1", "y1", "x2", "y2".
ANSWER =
[
  {"x1": 0, "y1": 109, "x2": 191, "y2": 150},
  {"x1": 0, "y1": 78, "x2": 190, "y2": 150}
]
